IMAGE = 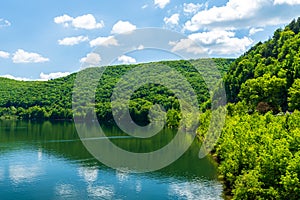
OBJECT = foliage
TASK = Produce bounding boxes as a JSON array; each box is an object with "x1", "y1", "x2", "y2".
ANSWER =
[
  {"x1": 224, "y1": 17, "x2": 300, "y2": 112},
  {"x1": 210, "y1": 110, "x2": 300, "y2": 199},
  {"x1": 0, "y1": 58, "x2": 232, "y2": 128}
]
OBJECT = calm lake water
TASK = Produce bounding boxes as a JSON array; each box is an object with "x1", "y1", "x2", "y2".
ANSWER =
[{"x1": 0, "y1": 120, "x2": 223, "y2": 200}]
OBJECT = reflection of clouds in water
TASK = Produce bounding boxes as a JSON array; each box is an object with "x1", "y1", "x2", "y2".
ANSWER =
[
  {"x1": 116, "y1": 170, "x2": 129, "y2": 182},
  {"x1": 168, "y1": 180, "x2": 223, "y2": 200},
  {"x1": 38, "y1": 148, "x2": 43, "y2": 161},
  {"x1": 77, "y1": 166, "x2": 115, "y2": 199},
  {"x1": 55, "y1": 184, "x2": 78, "y2": 199},
  {"x1": 9, "y1": 165, "x2": 42, "y2": 184},
  {"x1": 78, "y1": 166, "x2": 98, "y2": 183},
  {"x1": 136, "y1": 180, "x2": 142, "y2": 193},
  {"x1": 0, "y1": 167, "x2": 4, "y2": 180},
  {"x1": 87, "y1": 185, "x2": 114, "y2": 199}
]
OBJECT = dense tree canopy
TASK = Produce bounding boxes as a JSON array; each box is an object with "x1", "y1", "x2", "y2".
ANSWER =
[
  {"x1": 1, "y1": 17, "x2": 300, "y2": 200},
  {"x1": 0, "y1": 58, "x2": 232, "y2": 128},
  {"x1": 225, "y1": 17, "x2": 300, "y2": 113}
]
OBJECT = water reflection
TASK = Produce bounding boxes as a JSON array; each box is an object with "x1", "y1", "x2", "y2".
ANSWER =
[
  {"x1": 0, "y1": 167, "x2": 4, "y2": 181},
  {"x1": 169, "y1": 181, "x2": 223, "y2": 200},
  {"x1": 116, "y1": 170, "x2": 130, "y2": 183},
  {"x1": 78, "y1": 166, "x2": 98, "y2": 183},
  {"x1": 87, "y1": 185, "x2": 115, "y2": 199},
  {"x1": 9, "y1": 165, "x2": 42, "y2": 184},
  {"x1": 0, "y1": 120, "x2": 223, "y2": 199},
  {"x1": 38, "y1": 148, "x2": 43, "y2": 161},
  {"x1": 55, "y1": 184, "x2": 78, "y2": 199}
]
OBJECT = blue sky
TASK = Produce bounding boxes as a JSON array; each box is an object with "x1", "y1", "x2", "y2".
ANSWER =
[{"x1": 0, "y1": 0, "x2": 299, "y2": 80}]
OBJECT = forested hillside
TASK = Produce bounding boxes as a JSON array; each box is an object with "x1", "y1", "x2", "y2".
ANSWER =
[
  {"x1": 1, "y1": 17, "x2": 300, "y2": 200},
  {"x1": 225, "y1": 18, "x2": 300, "y2": 113},
  {"x1": 0, "y1": 58, "x2": 232, "y2": 126},
  {"x1": 208, "y1": 17, "x2": 300, "y2": 199}
]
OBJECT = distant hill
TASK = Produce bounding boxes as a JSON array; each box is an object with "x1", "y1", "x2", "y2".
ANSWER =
[
  {"x1": 0, "y1": 58, "x2": 232, "y2": 125},
  {"x1": 224, "y1": 17, "x2": 300, "y2": 113}
]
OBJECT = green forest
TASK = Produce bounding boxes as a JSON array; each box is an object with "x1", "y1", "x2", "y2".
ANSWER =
[
  {"x1": 1, "y1": 16, "x2": 300, "y2": 200},
  {"x1": 0, "y1": 58, "x2": 232, "y2": 126},
  {"x1": 211, "y1": 17, "x2": 300, "y2": 199}
]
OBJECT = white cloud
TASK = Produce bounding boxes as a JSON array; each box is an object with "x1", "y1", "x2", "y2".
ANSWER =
[
  {"x1": 58, "y1": 36, "x2": 89, "y2": 46},
  {"x1": 249, "y1": 27, "x2": 264, "y2": 35},
  {"x1": 164, "y1": 14, "x2": 180, "y2": 25},
  {"x1": 0, "y1": 18, "x2": 11, "y2": 28},
  {"x1": 54, "y1": 14, "x2": 104, "y2": 30},
  {"x1": 183, "y1": 3, "x2": 203, "y2": 14},
  {"x1": 90, "y1": 36, "x2": 119, "y2": 47},
  {"x1": 183, "y1": 0, "x2": 300, "y2": 32},
  {"x1": 142, "y1": 4, "x2": 148, "y2": 9},
  {"x1": 189, "y1": 30, "x2": 253, "y2": 55},
  {"x1": 72, "y1": 14, "x2": 104, "y2": 30},
  {"x1": 118, "y1": 55, "x2": 136, "y2": 64},
  {"x1": 274, "y1": 0, "x2": 300, "y2": 5},
  {"x1": 189, "y1": 31, "x2": 236, "y2": 45},
  {"x1": 40, "y1": 72, "x2": 71, "y2": 80},
  {"x1": 154, "y1": 0, "x2": 170, "y2": 9},
  {"x1": 111, "y1": 20, "x2": 137, "y2": 34},
  {"x1": 184, "y1": 0, "x2": 268, "y2": 31},
  {"x1": 0, "y1": 50, "x2": 10, "y2": 59},
  {"x1": 80, "y1": 53, "x2": 101, "y2": 66},
  {"x1": 0, "y1": 74, "x2": 31, "y2": 81},
  {"x1": 54, "y1": 14, "x2": 73, "y2": 27},
  {"x1": 0, "y1": 72, "x2": 70, "y2": 81},
  {"x1": 137, "y1": 45, "x2": 144, "y2": 50},
  {"x1": 169, "y1": 39, "x2": 206, "y2": 55},
  {"x1": 12, "y1": 49, "x2": 49, "y2": 63},
  {"x1": 170, "y1": 30, "x2": 253, "y2": 56}
]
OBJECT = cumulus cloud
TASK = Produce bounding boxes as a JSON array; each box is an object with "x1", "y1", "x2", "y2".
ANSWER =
[
  {"x1": 169, "y1": 39, "x2": 206, "y2": 55},
  {"x1": 184, "y1": 0, "x2": 267, "y2": 31},
  {"x1": 89, "y1": 36, "x2": 119, "y2": 47},
  {"x1": 12, "y1": 49, "x2": 49, "y2": 63},
  {"x1": 142, "y1": 4, "x2": 148, "y2": 9},
  {"x1": 72, "y1": 14, "x2": 104, "y2": 29},
  {"x1": 53, "y1": 14, "x2": 73, "y2": 27},
  {"x1": 54, "y1": 14, "x2": 104, "y2": 30},
  {"x1": 40, "y1": 72, "x2": 71, "y2": 80},
  {"x1": 189, "y1": 30, "x2": 236, "y2": 45},
  {"x1": 111, "y1": 20, "x2": 137, "y2": 34},
  {"x1": 183, "y1": 3, "x2": 203, "y2": 14},
  {"x1": 189, "y1": 30, "x2": 253, "y2": 55},
  {"x1": 0, "y1": 50, "x2": 10, "y2": 59},
  {"x1": 137, "y1": 45, "x2": 144, "y2": 50},
  {"x1": 58, "y1": 36, "x2": 89, "y2": 46},
  {"x1": 274, "y1": 0, "x2": 300, "y2": 5},
  {"x1": 118, "y1": 55, "x2": 136, "y2": 64},
  {"x1": 164, "y1": 14, "x2": 180, "y2": 25},
  {"x1": 0, "y1": 74, "x2": 31, "y2": 81},
  {"x1": 249, "y1": 27, "x2": 264, "y2": 35},
  {"x1": 80, "y1": 53, "x2": 101, "y2": 66},
  {"x1": 0, "y1": 72, "x2": 70, "y2": 81},
  {"x1": 170, "y1": 30, "x2": 253, "y2": 56},
  {"x1": 0, "y1": 18, "x2": 11, "y2": 28},
  {"x1": 184, "y1": 0, "x2": 300, "y2": 32},
  {"x1": 154, "y1": 0, "x2": 170, "y2": 9}
]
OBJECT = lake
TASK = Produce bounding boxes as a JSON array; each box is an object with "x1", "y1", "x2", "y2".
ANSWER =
[{"x1": 0, "y1": 120, "x2": 223, "y2": 200}]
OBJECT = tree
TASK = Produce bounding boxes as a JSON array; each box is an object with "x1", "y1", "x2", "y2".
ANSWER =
[{"x1": 288, "y1": 79, "x2": 300, "y2": 110}]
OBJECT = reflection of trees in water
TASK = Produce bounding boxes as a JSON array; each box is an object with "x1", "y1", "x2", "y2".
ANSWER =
[{"x1": 0, "y1": 120, "x2": 218, "y2": 181}]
